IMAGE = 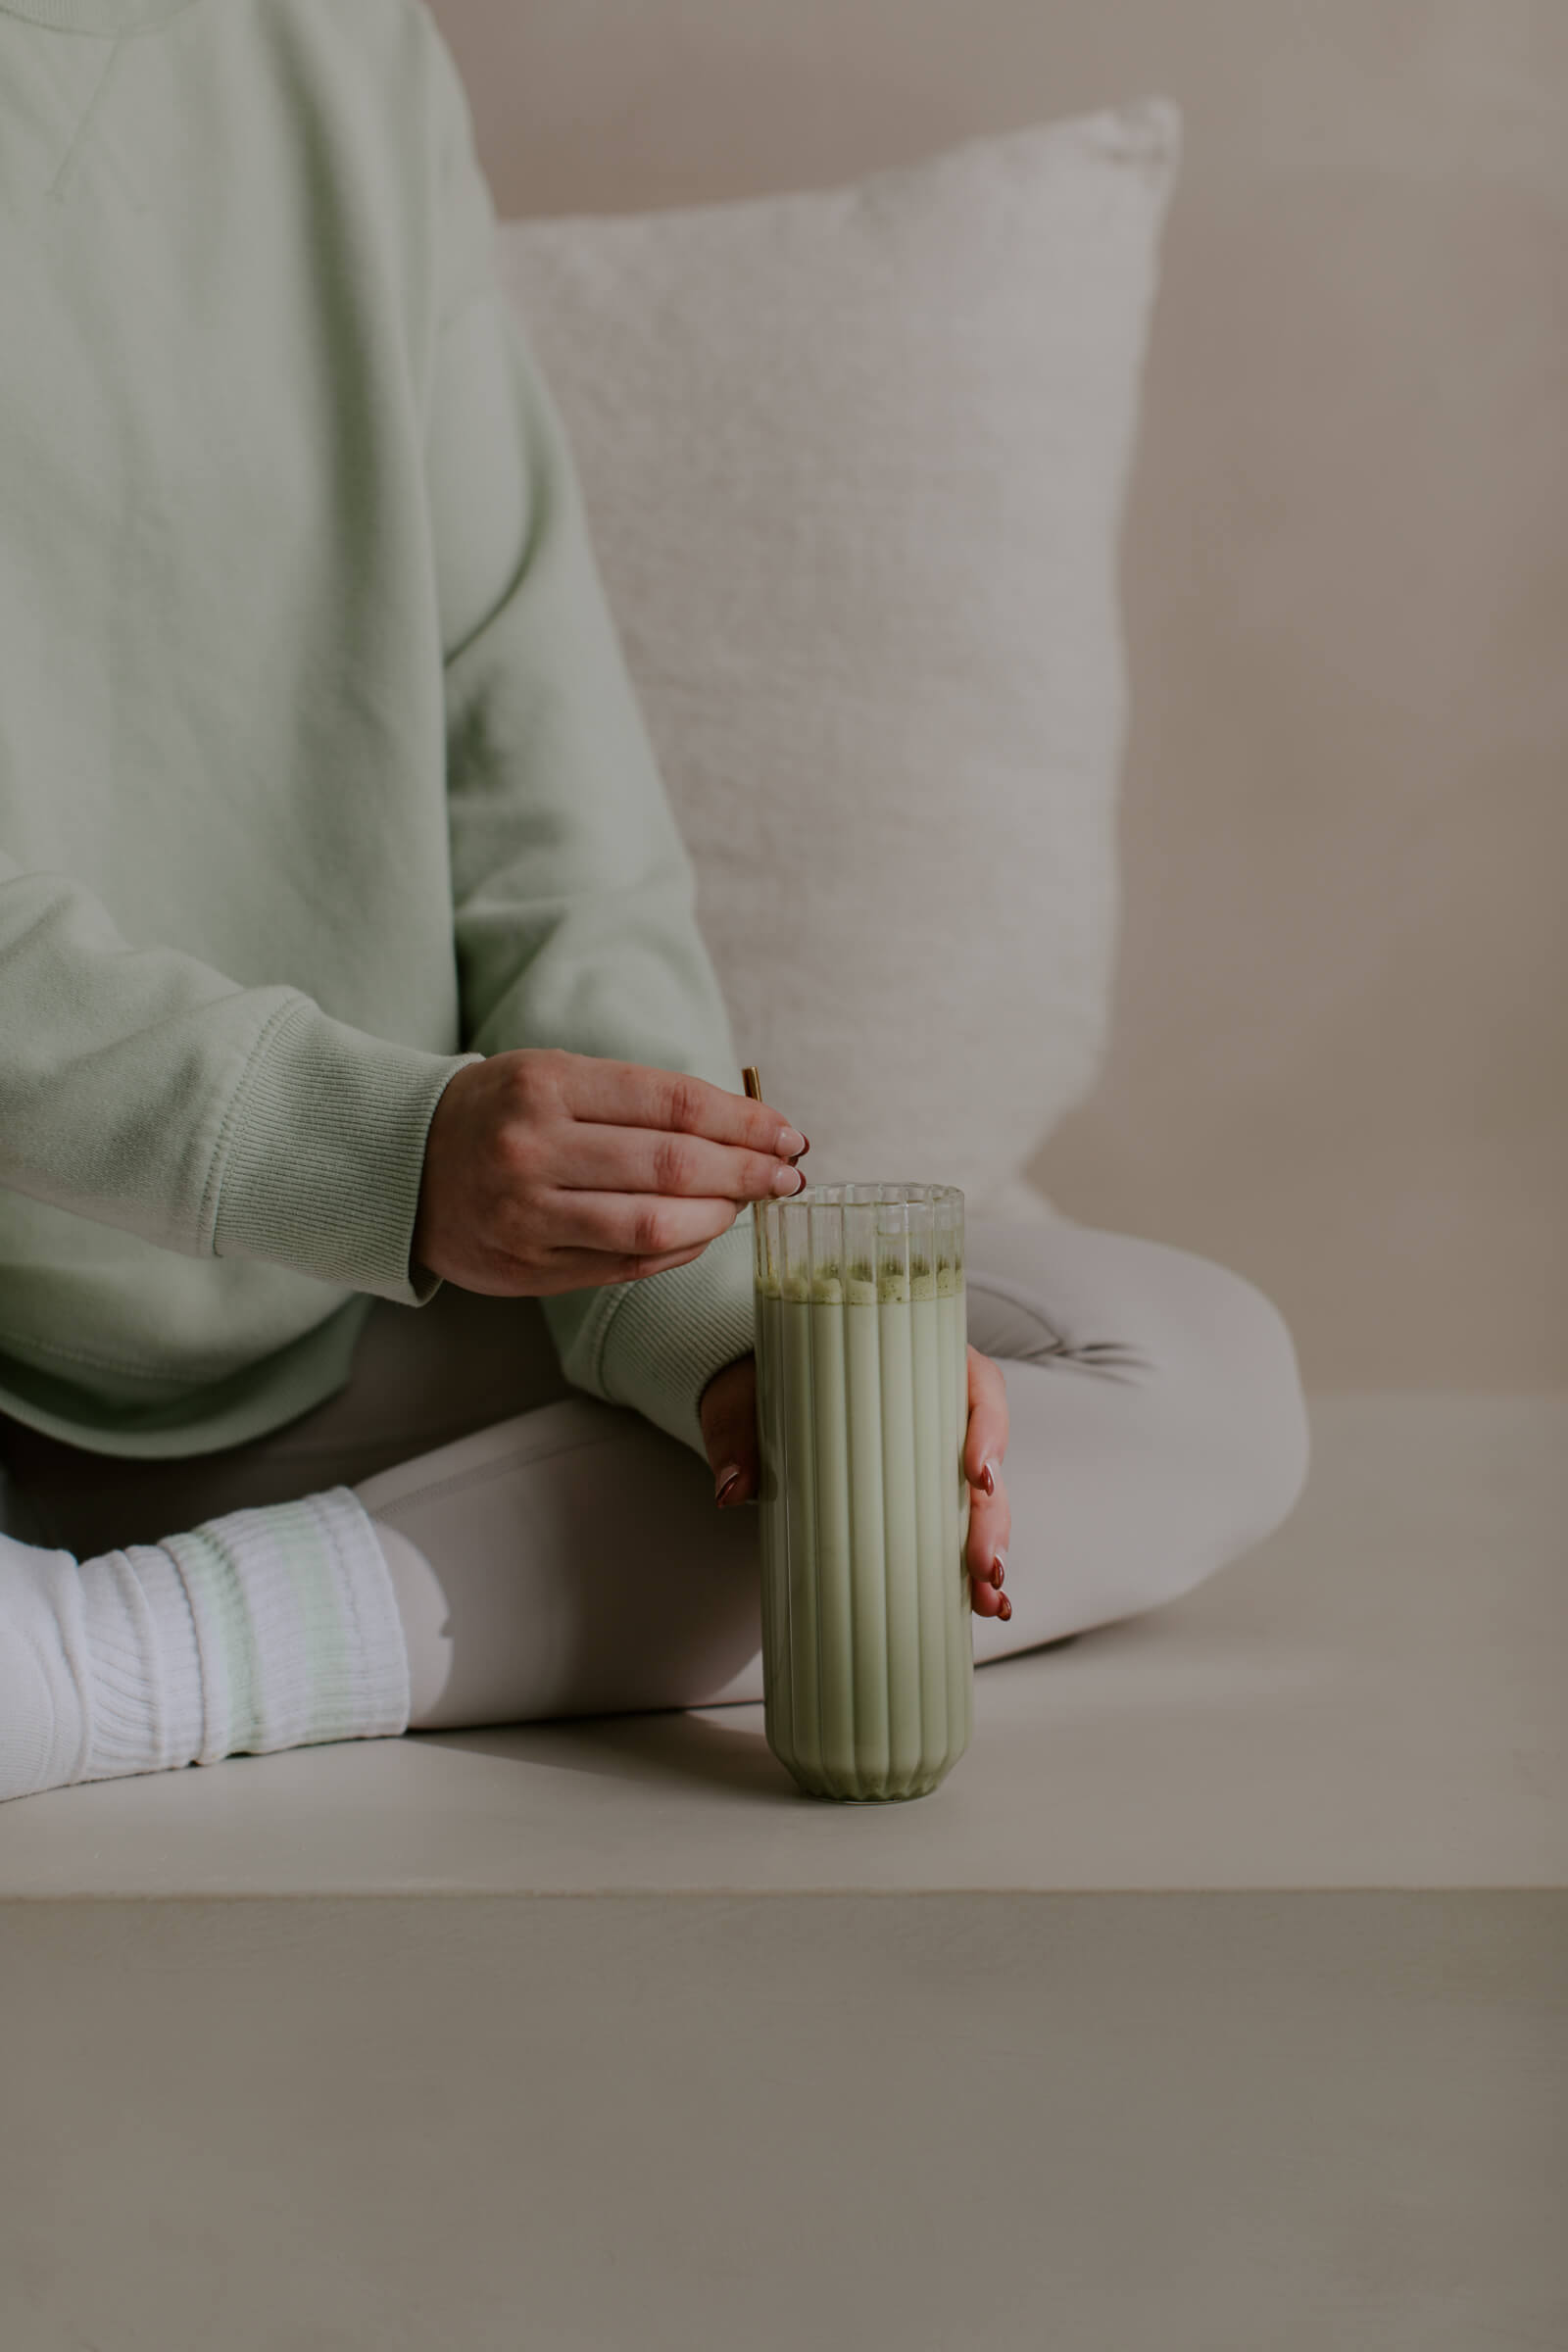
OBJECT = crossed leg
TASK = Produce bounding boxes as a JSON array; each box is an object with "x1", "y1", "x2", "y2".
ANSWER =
[{"x1": 365, "y1": 1215, "x2": 1311, "y2": 1730}]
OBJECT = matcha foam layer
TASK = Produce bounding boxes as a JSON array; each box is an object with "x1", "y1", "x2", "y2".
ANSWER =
[{"x1": 760, "y1": 1256, "x2": 964, "y2": 1305}]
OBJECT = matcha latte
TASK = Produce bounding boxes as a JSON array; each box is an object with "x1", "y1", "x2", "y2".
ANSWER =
[{"x1": 753, "y1": 1184, "x2": 971, "y2": 1802}]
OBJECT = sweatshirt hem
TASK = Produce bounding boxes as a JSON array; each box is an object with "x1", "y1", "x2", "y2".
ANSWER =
[
  {"x1": 0, "y1": 1, "x2": 199, "y2": 35},
  {"x1": 0, "y1": 1293, "x2": 376, "y2": 1460}
]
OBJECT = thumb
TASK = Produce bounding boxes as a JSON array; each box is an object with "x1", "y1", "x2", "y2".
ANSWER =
[{"x1": 700, "y1": 1352, "x2": 760, "y2": 1506}]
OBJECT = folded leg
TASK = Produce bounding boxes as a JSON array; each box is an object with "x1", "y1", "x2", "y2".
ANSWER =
[
  {"x1": 961, "y1": 1216, "x2": 1310, "y2": 1667},
  {"x1": 367, "y1": 1215, "x2": 1310, "y2": 1727}
]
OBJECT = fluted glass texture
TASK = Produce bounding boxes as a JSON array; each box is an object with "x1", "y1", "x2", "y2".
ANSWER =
[{"x1": 754, "y1": 1183, "x2": 971, "y2": 1801}]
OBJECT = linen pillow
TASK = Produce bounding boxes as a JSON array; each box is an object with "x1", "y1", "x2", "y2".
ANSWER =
[{"x1": 496, "y1": 100, "x2": 1180, "y2": 1218}]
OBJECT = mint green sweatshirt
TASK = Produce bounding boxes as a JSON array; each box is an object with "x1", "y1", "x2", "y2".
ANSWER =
[{"x1": 0, "y1": 0, "x2": 757, "y2": 1461}]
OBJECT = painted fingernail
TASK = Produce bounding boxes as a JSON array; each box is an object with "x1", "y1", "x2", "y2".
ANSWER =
[
  {"x1": 991, "y1": 1552, "x2": 1005, "y2": 1590},
  {"x1": 772, "y1": 1165, "x2": 808, "y2": 1195},
  {"x1": 998, "y1": 1595, "x2": 1012, "y2": 1622},
  {"x1": 977, "y1": 1460, "x2": 997, "y2": 1497},
  {"x1": 776, "y1": 1126, "x2": 807, "y2": 1156},
  {"x1": 715, "y1": 1466, "x2": 743, "y2": 1506}
]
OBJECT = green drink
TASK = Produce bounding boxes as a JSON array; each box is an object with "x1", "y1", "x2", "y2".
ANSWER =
[{"x1": 753, "y1": 1183, "x2": 972, "y2": 1801}]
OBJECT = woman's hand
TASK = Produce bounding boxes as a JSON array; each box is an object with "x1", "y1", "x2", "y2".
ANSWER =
[
  {"x1": 700, "y1": 1344, "x2": 1012, "y2": 1621},
  {"x1": 959, "y1": 1345, "x2": 1012, "y2": 1621},
  {"x1": 413, "y1": 1049, "x2": 807, "y2": 1296}
]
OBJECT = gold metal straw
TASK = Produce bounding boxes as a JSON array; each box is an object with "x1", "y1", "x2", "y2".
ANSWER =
[{"x1": 742, "y1": 1066, "x2": 762, "y2": 1102}]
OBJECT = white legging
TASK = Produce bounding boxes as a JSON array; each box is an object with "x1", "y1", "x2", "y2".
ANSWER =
[{"x1": 0, "y1": 1216, "x2": 1311, "y2": 1732}]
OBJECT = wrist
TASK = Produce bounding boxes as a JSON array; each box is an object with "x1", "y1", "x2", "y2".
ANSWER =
[
  {"x1": 701, "y1": 1348, "x2": 755, "y2": 1394},
  {"x1": 549, "y1": 1212, "x2": 757, "y2": 1460}
]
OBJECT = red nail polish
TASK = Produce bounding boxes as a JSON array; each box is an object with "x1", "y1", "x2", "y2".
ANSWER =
[
  {"x1": 998, "y1": 1595, "x2": 1012, "y2": 1622},
  {"x1": 715, "y1": 1470, "x2": 742, "y2": 1507},
  {"x1": 991, "y1": 1555, "x2": 1004, "y2": 1590},
  {"x1": 979, "y1": 1461, "x2": 996, "y2": 1497}
]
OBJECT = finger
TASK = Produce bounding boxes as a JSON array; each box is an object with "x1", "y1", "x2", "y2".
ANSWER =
[
  {"x1": 528, "y1": 1241, "x2": 713, "y2": 1292},
  {"x1": 969, "y1": 1573, "x2": 1010, "y2": 1621},
  {"x1": 963, "y1": 1346, "x2": 1010, "y2": 1491},
  {"x1": 704, "y1": 1383, "x2": 762, "y2": 1507},
  {"x1": 546, "y1": 1121, "x2": 808, "y2": 1206},
  {"x1": 555, "y1": 1055, "x2": 808, "y2": 1159},
  {"x1": 540, "y1": 1191, "x2": 739, "y2": 1257},
  {"x1": 965, "y1": 1483, "x2": 1011, "y2": 1585}
]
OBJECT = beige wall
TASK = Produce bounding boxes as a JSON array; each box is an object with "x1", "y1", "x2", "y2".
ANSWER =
[{"x1": 430, "y1": 0, "x2": 1567, "y2": 1389}]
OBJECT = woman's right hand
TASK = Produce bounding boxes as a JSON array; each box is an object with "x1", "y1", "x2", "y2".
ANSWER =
[{"x1": 411, "y1": 1048, "x2": 808, "y2": 1296}]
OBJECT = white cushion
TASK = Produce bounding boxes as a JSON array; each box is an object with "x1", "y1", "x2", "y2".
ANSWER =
[{"x1": 497, "y1": 102, "x2": 1180, "y2": 1217}]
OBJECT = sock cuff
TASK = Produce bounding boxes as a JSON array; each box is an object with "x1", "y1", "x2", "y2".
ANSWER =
[
  {"x1": 2, "y1": 1537, "x2": 90, "y2": 1794},
  {"x1": 75, "y1": 1544, "x2": 204, "y2": 1780},
  {"x1": 163, "y1": 1488, "x2": 411, "y2": 1764}
]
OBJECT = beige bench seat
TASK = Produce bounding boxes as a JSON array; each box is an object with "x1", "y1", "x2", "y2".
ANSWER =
[{"x1": 2, "y1": 1395, "x2": 1563, "y2": 2348}]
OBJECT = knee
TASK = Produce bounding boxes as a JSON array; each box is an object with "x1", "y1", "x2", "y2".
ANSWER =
[{"x1": 1174, "y1": 1257, "x2": 1311, "y2": 1556}]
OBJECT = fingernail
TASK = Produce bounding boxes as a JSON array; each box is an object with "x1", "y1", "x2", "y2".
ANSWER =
[
  {"x1": 998, "y1": 1595, "x2": 1012, "y2": 1622},
  {"x1": 776, "y1": 1126, "x2": 807, "y2": 1156},
  {"x1": 991, "y1": 1552, "x2": 1005, "y2": 1590},
  {"x1": 772, "y1": 1165, "x2": 807, "y2": 1195},
  {"x1": 715, "y1": 1466, "x2": 743, "y2": 1506},
  {"x1": 978, "y1": 1460, "x2": 997, "y2": 1497}
]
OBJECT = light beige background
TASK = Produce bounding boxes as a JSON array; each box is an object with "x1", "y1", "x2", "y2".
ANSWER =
[{"x1": 429, "y1": 0, "x2": 1567, "y2": 1389}]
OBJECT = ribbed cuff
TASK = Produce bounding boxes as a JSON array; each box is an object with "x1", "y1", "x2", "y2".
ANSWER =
[
  {"x1": 76, "y1": 1544, "x2": 203, "y2": 1779},
  {"x1": 4, "y1": 1540, "x2": 89, "y2": 1793},
  {"x1": 163, "y1": 1488, "x2": 410, "y2": 1763},
  {"x1": 550, "y1": 1212, "x2": 758, "y2": 1459},
  {"x1": 210, "y1": 998, "x2": 479, "y2": 1303}
]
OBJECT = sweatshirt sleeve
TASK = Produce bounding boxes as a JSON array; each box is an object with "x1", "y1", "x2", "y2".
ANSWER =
[
  {"x1": 0, "y1": 848, "x2": 476, "y2": 1304},
  {"x1": 421, "y1": 27, "x2": 756, "y2": 1458}
]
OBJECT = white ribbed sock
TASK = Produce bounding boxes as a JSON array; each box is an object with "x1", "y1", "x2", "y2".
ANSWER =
[{"x1": 0, "y1": 1488, "x2": 410, "y2": 1804}]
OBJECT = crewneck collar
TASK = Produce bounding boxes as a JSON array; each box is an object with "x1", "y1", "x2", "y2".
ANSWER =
[{"x1": 0, "y1": 0, "x2": 200, "y2": 32}]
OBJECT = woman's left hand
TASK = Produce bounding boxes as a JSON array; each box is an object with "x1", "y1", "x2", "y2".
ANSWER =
[{"x1": 699, "y1": 1346, "x2": 1011, "y2": 1620}]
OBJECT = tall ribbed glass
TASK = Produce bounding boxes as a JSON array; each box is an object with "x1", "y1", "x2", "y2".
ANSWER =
[{"x1": 753, "y1": 1182, "x2": 971, "y2": 1801}]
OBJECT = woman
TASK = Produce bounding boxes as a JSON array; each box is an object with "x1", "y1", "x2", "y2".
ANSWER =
[{"x1": 0, "y1": 0, "x2": 1308, "y2": 1799}]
